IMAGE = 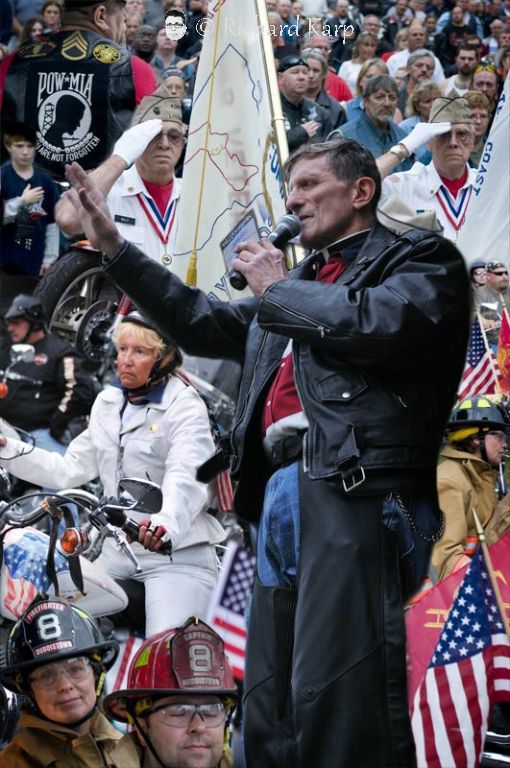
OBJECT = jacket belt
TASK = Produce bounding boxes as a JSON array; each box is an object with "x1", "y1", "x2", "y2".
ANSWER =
[{"x1": 269, "y1": 433, "x2": 305, "y2": 469}]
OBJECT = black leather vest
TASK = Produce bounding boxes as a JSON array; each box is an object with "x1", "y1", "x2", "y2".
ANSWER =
[{"x1": 2, "y1": 30, "x2": 137, "y2": 179}]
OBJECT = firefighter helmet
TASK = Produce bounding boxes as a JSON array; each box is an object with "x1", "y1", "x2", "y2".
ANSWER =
[
  {"x1": 103, "y1": 616, "x2": 237, "y2": 722},
  {"x1": 0, "y1": 597, "x2": 119, "y2": 694}
]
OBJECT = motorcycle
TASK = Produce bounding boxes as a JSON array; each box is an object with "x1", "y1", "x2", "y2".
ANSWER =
[
  {"x1": 0, "y1": 476, "x2": 169, "y2": 743},
  {"x1": 0, "y1": 476, "x2": 165, "y2": 622},
  {"x1": 0, "y1": 342, "x2": 42, "y2": 397}
]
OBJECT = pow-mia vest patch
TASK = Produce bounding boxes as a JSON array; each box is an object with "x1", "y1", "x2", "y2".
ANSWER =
[
  {"x1": 17, "y1": 40, "x2": 57, "y2": 58},
  {"x1": 92, "y1": 44, "x2": 121, "y2": 64},
  {"x1": 61, "y1": 31, "x2": 88, "y2": 61},
  {"x1": 26, "y1": 60, "x2": 108, "y2": 170}
]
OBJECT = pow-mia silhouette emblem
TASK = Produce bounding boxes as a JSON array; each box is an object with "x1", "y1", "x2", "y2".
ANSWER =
[{"x1": 92, "y1": 44, "x2": 121, "y2": 64}]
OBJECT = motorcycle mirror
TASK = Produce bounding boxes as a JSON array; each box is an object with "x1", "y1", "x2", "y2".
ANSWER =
[
  {"x1": 118, "y1": 477, "x2": 163, "y2": 515},
  {"x1": 9, "y1": 344, "x2": 36, "y2": 365}
]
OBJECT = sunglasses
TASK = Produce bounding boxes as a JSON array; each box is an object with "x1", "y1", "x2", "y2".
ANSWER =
[
  {"x1": 491, "y1": 271, "x2": 509, "y2": 276},
  {"x1": 474, "y1": 64, "x2": 496, "y2": 74}
]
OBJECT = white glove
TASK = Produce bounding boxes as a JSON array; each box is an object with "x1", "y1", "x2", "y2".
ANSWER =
[
  {"x1": 112, "y1": 119, "x2": 163, "y2": 165},
  {"x1": 399, "y1": 121, "x2": 452, "y2": 156}
]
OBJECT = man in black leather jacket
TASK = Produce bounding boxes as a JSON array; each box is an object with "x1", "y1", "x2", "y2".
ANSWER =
[{"x1": 64, "y1": 139, "x2": 471, "y2": 768}]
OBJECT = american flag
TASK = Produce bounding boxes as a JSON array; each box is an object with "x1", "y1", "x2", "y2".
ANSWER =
[
  {"x1": 411, "y1": 548, "x2": 510, "y2": 768},
  {"x1": 207, "y1": 542, "x2": 255, "y2": 680},
  {"x1": 458, "y1": 316, "x2": 499, "y2": 400},
  {"x1": 2, "y1": 530, "x2": 68, "y2": 619}
]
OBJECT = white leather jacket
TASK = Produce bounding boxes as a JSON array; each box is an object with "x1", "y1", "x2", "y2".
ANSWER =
[{"x1": 0, "y1": 376, "x2": 225, "y2": 550}]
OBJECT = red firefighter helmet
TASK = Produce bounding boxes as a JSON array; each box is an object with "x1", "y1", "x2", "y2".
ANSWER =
[{"x1": 103, "y1": 617, "x2": 237, "y2": 722}]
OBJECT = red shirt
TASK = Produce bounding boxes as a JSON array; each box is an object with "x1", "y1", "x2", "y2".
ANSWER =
[
  {"x1": 143, "y1": 179, "x2": 174, "y2": 216},
  {"x1": 325, "y1": 71, "x2": 353, "y2": 102},
  {"x1": 262, "y1": 253, "x2": 346, "y2": 436},
  {"x1": 439, "y1": 168, "x2": 468, "y2": 198}
]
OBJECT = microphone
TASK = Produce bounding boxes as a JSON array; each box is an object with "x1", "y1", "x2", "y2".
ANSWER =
[{"x1": 228, "y1": 214, "x2": 302, "y2": 291}]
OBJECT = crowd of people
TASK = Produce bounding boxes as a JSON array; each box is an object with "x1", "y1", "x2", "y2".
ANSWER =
[{"x1": 0, "y1": 0, "x2": 510, "y2": 765}]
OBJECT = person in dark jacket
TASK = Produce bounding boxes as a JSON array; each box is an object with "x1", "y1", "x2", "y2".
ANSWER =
[
  {"x1": 0, "y1": 0, "x2": 157, "y2": 179},
  {"x1": 0, "y1": 293, "x2": 97, "y2": 450},
  {"x1": 64, "y1": 139, "x2": 470, "y2": 768},
  {"x1": 277, "y1": 54, "x2": 329, "y2": 151},
  {"x1": 301, "y1": 49, "x2": 346, "y2": 136}
]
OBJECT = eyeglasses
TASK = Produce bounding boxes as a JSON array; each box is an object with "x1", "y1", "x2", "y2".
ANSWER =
[
  {"x1": 117, "y1": 345, "x2": 156, "y2": 360},
  {"x1": 487, "y1": 431, "x2": 507, "y2": 441},
  {"x1": 28, "y1": 657, "x2": 92, "y2": 689},
  {"x1": 147, "y1": 701, "x2": 227, "y2": 728},
  {"x1": 491, "y1": 271, "x2": 509, "y2": 276}
]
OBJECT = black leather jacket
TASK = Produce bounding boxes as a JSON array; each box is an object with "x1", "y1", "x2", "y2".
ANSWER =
[{"x1": 106, "y1": 223, "x2": 470, "y2": 522}]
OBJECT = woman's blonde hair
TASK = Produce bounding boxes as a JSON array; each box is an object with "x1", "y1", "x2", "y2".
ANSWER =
[
  {"x1": 112, "y1": 322, "x2": 178, "y2": 374},
  {"x1": 355, "y1": 57, "x2": 388, "y2": 95}
]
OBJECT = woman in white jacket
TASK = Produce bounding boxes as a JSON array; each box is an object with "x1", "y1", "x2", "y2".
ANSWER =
[{"x1": 0, "y1": 312, "x2": 225, "y2": 635}]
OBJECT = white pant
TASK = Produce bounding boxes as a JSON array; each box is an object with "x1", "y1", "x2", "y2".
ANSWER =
[{"x1": 96, "y1": 541, "x2": 218, "y2": 635}]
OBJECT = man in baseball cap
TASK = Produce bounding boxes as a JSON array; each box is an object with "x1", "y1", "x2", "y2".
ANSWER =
[
  {"x1": 378, "y1": 94, "x2": 477, "y2": 242},
  {"x1": 277, "y1": 54, "x2": 329, "y2": 150},
  {"x1": 57, "y1": 87, "x2": 185, "y2": 266},
  {"x1": 476, "y1": 260, "x2": 510, "y2": 346}
]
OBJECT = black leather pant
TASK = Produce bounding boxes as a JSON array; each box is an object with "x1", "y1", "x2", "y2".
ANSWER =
[{"x1": 243, "y1": 466, "x2": 417, "y2": 768}]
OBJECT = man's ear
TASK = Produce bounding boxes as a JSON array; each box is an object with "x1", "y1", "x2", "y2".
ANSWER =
[
  {"x1": 351, "y1": 177, "x2": 377, "y2": 210},
  {"x1": 92, "y1": 3, "x2": 111, "y2": 33}
]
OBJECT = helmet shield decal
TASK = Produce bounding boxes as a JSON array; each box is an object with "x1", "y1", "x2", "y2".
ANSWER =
[{"x1": 170, "y1": 624, "x2": 225, "y2": 690}]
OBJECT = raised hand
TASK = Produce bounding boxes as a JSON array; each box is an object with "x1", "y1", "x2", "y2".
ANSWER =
[{"x1": 64, "y1": 162, "x2": 124, "y2": 258}]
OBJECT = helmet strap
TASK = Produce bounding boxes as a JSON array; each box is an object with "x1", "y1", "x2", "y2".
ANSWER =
[
  {"x1": 32, "y1": 700, "x2": 97, "y2": 730},
  {"x1": 479, "y1": 433, "x2": 492, "y2": 465},
  {"x1": 96, "y1": 670, "x2": 106, "y2": 698},
  {"x1": 135, "y1": 715, "x2": 168, "y2": 768}
]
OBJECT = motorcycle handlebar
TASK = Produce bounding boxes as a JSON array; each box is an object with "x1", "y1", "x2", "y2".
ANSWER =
[
  {"x1": 1, "y1": 490, "x2": 99, "y2": 527},
  {"x1": 105, "y1": 507, "x2": 173, "y2": 556}
]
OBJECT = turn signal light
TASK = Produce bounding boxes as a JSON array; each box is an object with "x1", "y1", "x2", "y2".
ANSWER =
[{"x1": 60, "y1": 527, "x2": 90, "y2": 555}]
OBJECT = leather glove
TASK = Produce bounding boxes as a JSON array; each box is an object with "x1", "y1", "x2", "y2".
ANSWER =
[
  {"x1": 139, "y1": 518, "x2": 172, "y2": 553},
  {"x1": 139, "y1": 518, "x2": 169, "y2": 540},
  {"x1": 399, "y1": 121, "x2": 452, "y2": 156},
  {"x1": 112, "y1": 119, "x2": 163, "y2": 166}
]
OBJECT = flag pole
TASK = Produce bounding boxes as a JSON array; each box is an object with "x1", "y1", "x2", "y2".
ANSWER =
[
  {"x1": 476, "y1": 310, "x2": 502, "y2": 393},
  {"x1": 253, "y1": 0, "x2": 303, "y2": 270},
  {"x1": 254, "y1": 0, "x2": 289, "y2": 168},
  {"x1": 472, "y1": 509, "x2": 510, "y2": 639}
]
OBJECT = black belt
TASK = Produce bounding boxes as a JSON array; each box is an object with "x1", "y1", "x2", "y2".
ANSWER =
[{"x1": 269, "y1": 433, "x2": 305, "y2": 469}]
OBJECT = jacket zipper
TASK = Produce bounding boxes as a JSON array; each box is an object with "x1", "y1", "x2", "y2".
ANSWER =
[
  {"x1": 263, "y1": 297, "x2": 333, "y2": 338},
  {"x1": 231, "y1": 331, "x2": 269, "y2": 465},
  {"x1": 292, "y1": 345, "x2": 310, "y2": 473}
]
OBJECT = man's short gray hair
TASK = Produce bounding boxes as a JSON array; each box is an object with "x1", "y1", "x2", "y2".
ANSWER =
[
  {"x1": 407, "y1": 48, "x2": 435, "y2": 68},
  {"x1": 363, "y1": 74, "x2": 398, "y2": 98}
]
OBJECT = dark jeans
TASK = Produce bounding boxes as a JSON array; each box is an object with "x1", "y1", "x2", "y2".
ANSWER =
[{"x1": 243, "y1": 462, "x2": 422, "y2": 768}]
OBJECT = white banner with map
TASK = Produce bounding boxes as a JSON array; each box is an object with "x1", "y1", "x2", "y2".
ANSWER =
[
  {"x1": 457, "y1": 75, "x2": 509, "y2": 267},
  {"x1": 172, "y1": 0, "x2": 289, "y2": 300}
]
